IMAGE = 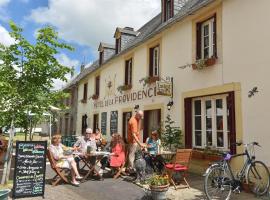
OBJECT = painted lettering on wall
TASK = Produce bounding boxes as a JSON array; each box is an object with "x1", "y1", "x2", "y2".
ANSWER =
[{"x1": 94, "y1": 86, "x2": 157, "y2": 109}]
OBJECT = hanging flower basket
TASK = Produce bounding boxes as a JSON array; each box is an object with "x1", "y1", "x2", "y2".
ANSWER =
[
  {"x1": 91, "y1": 94, "x2": 99, "y2": 100},
  {"x1": 80, "y1": 99, "x2": 87, "y2": 103},
  {"x1": 192, "y1": 57, "x2": 217, "y2": 70}
]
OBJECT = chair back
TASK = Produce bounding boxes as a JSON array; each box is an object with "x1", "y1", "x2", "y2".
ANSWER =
[
  {"x1": 47, "y1": 149, "x2": 57, "y2": 170},
  {"x1": 174, "y1": 149, "x2": 192, "y2": 168}
]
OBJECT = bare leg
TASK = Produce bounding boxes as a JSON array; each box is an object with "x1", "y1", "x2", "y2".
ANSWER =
[
  {"x1": 71, "y1": 169, "x2": 76, "y2": 182},
  {"x1": 70, "y1": 160, "x2": 80, "y2": 177}
]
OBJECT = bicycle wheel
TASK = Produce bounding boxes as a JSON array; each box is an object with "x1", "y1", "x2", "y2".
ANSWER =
[
  {"x1": 247, "y1": 160, "x2": 270, "y2": 196},
  {"x1": 204, "y1": 166, "x2": 232, "y2": 200}
]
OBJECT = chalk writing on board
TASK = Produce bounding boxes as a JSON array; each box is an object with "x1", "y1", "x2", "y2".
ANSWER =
[{"x1": 13, "y1": 141, "x2": 47, "y2": 199}]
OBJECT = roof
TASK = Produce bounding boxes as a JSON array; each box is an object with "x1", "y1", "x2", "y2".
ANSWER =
[
  {"x1": 64, "y1": 0, "x2": 215, "y2": 89},
  {"x1": 98, "y1": 42, "x2": 115, "y2": 51},
  {"x1": 114, "y1": 27, "x2": 139, "y2": 38}
]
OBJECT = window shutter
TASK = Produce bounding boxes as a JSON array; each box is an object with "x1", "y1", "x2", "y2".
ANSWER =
[
  {"x1": 162, "y1": 0, "x2": 166, "y2": 22},
  {"x1": 96, "y1": 76, "x2": 100, "y2": 96},
  {"x1": 125, "y1": 60, "x2": 128, "y2": 85},
  {"x1": 115, "y1": 39, "x2": 118, "y2": 54},
  {"x1": 170, "y1": 0, "x2": 174, "y2": 18},
  {"x1": 143, "y1": 111, "x2": 149, "y2": 142},
  {"x1": 83, "y1": 83, "x2": 88, "y2": 100},
  {"x1": 227, "y1": 92, "x2": 236, "y2": 154},
  {"x1": 196, "y1": 22, "x2": 202, "y2": 60},
  {"x1": 129, "y1": 59, "x2": 132, "y2": 85},
  {"x1": 149, "y1": 48, "x2": 154, "y2": 76},
  {"x1": 213, "y1": 14, "x2": 217, "y2": 58},
  {"x1": 184, "y1": 98, "x2": 193, "y2": 148}
]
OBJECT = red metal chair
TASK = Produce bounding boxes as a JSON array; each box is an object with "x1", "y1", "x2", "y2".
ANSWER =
[{"x1": 165, "y1": 149, "x2": 192, "y2": 190}]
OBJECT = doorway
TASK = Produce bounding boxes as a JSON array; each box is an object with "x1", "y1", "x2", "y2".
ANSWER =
[
  {"x1": 143, "y1": 109, "x2": 161, "y2": 142},
  {"x1": 122, "y1": 112, "x2": 132, "y2": 143}
]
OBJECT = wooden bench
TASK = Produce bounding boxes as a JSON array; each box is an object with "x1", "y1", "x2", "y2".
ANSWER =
[{"x1": 47, "y1": 149, "x2": 70, "y2": 186}]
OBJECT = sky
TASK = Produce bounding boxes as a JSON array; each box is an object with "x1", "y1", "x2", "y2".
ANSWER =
[{"x1": 0, "y1": 0, "x2": 161, "y2": 89}]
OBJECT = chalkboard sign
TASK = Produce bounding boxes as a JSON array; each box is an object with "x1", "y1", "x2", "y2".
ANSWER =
[
  {"x1": 13, "y1": 141, "x2": 47, "y2": 199},
  {"x1": 101, "y1": 112, "x2": 107, "y2": 135},
  {"x1": 110, "y1": 111, "x2": 118, "y2": 135}
]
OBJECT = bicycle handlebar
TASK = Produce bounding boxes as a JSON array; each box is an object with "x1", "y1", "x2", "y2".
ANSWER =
[{"x1": 231, "y1": 141, "x2": 261, "y2": 148}]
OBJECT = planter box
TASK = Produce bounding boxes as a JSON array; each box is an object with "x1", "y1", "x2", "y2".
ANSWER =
[
  {"x1": 192, "y1": 57, "x2": 217, "y2": 70},
  {"x1": 80, "y1": 99, "x2": 87, "y2": 103},
  {"x1": 192, "y1": 150, "x2": 205, "y2": 160},
  {"x1": 205, "y1": 154, "x2": 222, "y2": 162},
  {"x1": 91, "y1": 94, "x2": 99, "y2": 100},
  {"x1": 148, "y1": 76, "x2": 160, "y2": 84},
  {"x1": 242, "y1": 182, "x2": 254, "y2": 193}
]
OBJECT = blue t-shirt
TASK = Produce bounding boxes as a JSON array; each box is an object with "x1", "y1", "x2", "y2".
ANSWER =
[{"x1": 146, "y1": 137, "x2": 161, "y2": 155}]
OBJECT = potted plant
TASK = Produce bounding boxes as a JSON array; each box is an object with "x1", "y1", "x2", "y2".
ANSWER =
[
  {"x1": 117, "y1": 84, "x2": 132, "y2": 94},
  {"x1": 139, "y1": 76, "x2": 160, "y2": 87},
  {"x1": 203, "y1": 146, "x2": 222, "y2": 162},
  {"x1": 91, "y1": 94, "x2": 99, "y2": 100},
  {"x1": 147, "y1": 174, "x2": 170, "y2": 200},
  {"x1": 192, "y1": 56, "x2": 217, "y2": 70}
]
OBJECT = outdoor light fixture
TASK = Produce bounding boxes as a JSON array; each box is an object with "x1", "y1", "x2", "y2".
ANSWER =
[
  {"x1": 167, "y1": 100, "x2": 174, "y2": 111},
  {"x1": 134, "y1": 105, "x2": 139, "y2": 112}
]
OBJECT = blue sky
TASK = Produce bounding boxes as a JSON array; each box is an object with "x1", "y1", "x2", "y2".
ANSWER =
[{"x1": 0, "y1": 0, "x2": 160, "y2": 88}]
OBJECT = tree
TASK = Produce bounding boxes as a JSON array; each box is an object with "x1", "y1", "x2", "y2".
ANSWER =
[
  {"x1": 160, "y1": 114, "x2": 183, "y2": 150},
  {"x1": 0, "y1": 21, "x2": 72, "y2": 140}
]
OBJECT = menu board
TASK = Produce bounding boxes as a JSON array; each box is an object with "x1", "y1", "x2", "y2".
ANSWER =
[
  {"x1": 101, "y1": 112, "x2": 107, "y2": 135},
  {"x1": 13, "y1": 141, "x2": 47, "y2": 199},
  {"x1": 110, "y1": 111, "x2": 118, "y2": 135}
]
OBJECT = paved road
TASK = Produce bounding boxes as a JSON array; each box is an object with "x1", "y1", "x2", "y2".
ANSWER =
[{"x1": 9, "y1": 165, "x2": 270, "y2": 200}]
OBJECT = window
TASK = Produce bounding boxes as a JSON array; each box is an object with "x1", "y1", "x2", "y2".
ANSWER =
[
  {"x1": 149, "y1": 46, "x2": 160, "y2": 77},
  {"x1": 115, "y1": 37, "x2": 121, "y2": 54},
  {"x1": 125, "y1": 58, "x2": 132, "y2": 86},
  {"x1": 93, "y1": 114, "x2": 99, "y2": 132},
  {"x1": 95, "y1": 76, "x2": 100, "y2": 96},
  {"x1": 196, "y1": 16, "x2": 216, "y2": 60},
  {"x1": 163, "y1": 0, "x2": 173, "y2": 22},
  {"x1": 99, "y1": 51, "x2": 104, "y2": 65},
  {"x1": 192, "y1": 94, "x2": 229, "y2": 150},
  {"x1": 83, "y1": 83, "x2": 88, "y2": 101}
]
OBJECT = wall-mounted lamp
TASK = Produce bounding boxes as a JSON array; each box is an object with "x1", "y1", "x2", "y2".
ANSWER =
[
  {"x1": 134, "y1": 105, "x2": 139, "y2": 112},
  {"x1": 167, "y1": 100, "x2": 174, "y2": 111}
]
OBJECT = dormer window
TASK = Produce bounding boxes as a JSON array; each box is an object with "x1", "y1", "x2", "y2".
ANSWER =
[
  {"x1": 99, "y1": 51, "x2": 104, "y2": 65},
  {"x1": 163, "y1": 0, "x2": 174, "y2": 22},
  {"x1": 116, "y1": 37, "x2": 121, "y2": 54}
]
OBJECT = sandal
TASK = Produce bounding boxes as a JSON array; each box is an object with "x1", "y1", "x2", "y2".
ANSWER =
[
  {"x1": 76, "y1": 175, "x2": 83, "y2": 180},
  {"x1": 71, "y1": 180, "x2": 80, "y2": 186}
]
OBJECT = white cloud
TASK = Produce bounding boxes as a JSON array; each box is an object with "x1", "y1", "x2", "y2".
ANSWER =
[
  {"x1": 29, "y1": 0, "x2": 160, "y2": 49},
  {"x1": 0, "y1": 0, "x2": 10, "y2": 7},
  {"x1": 0, "y1": 25, "x2": 15, "y2": 46},
  {"x1": 53, "y1": 53, "x2": 80, "y2": 90}
]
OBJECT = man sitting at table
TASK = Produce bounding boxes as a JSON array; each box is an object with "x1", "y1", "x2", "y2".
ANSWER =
[
  {"x1": 145, "y1": 130, "x2": 165, "y2": 174},
  {"x1": 73, "y1": 128, "x2": 97, "y2": 169}
]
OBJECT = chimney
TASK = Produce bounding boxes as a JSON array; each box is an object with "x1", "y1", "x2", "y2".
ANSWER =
[{"x1": 80, "y1": 63, "x2": 85, "y2": 72}]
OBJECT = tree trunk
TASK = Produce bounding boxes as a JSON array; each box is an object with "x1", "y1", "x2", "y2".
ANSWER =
[{"x1": 1, "y1": 121, "x2": 14, "y2": 185}]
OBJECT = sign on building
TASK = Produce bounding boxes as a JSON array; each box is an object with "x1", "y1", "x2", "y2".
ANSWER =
[
  {"x1": 110, "y1": 111, "x2": 118, "y2": 135},
  {"x1": 156, "y1": 80, "x2": 172, "y2": 96},
  {"x1": 101, "y1": 112, "x2": 107, "y2": 135}
]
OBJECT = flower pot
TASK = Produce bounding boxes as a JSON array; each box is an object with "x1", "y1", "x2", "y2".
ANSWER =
[
  {"x1": 150, "y1": 184, "x2": 169, "y2": 200},
  {"x1": 148, "y1": 76, "x2": 160, "y2": 84},
  {"x1": 91, "y1": 95, "x2": 99, "y2": 100},
  {"x1": 242, "y1": 182, "x2": 254, "y2": 193},
  {"x1": 205, "y1": 57, "x2": 216, "y2": 66},
  {"x1": 0, "y1": 189, "x2": 10, "y2": 200}
]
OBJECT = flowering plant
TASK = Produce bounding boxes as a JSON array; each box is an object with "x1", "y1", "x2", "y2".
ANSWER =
[{"x1": 147, "y1": 174, "x2": 169, "y2": 186}]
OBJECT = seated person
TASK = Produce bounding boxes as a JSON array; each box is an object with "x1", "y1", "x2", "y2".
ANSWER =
[
  {"x1": 94, "y1": 128, "x2": 103, "y2": 149},
  {"x1": 145, "y1": 130, "x2": 165, "y2": 173},
  {"x1": 73, "y1": 128, "x2": 97, "y2": 168},
  {"x1": 49, "y1": 134, "x2": 83, "y2": 186},
  {"x1": 99, "y1": 133, "x2": 125, "y2": 177}
]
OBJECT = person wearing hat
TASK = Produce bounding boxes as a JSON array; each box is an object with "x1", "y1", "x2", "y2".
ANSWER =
[{"x1": 145, "y1": 129, "x2": 165, "y2": 174}]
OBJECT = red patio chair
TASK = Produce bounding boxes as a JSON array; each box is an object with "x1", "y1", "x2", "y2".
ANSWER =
[{"x1": 165, "y1": 149, "x2": 192, "y2": 190}]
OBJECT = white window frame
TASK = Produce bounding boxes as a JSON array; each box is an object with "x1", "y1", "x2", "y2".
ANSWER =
[
  {"x1": 152, "y1": 46, "x2": 160, "y2": 77},
  {"x1": 127, "y1": 59, "x2": 132, "y2": 85},
  {"x1": 192, "y1": 94, "x2": 229, "y2": 150},
  {"x1": 201, "y1": 18, "x2": 215, "y2": 59}
]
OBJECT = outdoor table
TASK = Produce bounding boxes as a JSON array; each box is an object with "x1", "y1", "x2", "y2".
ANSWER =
[
  {"x1": 158, "y1": 150, "x2": 176, "y2": 162},
  {"x1": 81, "y1": 151, "x2": 110, "y2": 182}
]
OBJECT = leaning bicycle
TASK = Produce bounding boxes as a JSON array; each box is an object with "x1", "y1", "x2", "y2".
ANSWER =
[{"x1": 204, "y1": 142, "x2": 270, "y2": 200}]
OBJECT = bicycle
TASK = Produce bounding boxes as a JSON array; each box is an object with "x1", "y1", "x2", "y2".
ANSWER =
[{"x1": 204, "y1": 142, "x2": 270, "y2": 200}]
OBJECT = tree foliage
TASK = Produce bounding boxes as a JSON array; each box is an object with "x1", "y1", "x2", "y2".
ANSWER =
[
  {"x1": 160, "y1": 114, "x2": 183, "y2": 150},
  {"x1": 0, "y1": 21, "x2": 73, "y2": 139}
]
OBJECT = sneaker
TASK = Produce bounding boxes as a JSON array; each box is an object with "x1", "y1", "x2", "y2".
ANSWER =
[
  {"x1": 98, "y1": 169, "x2": 104, "y2": 175},
  {"x1": 76, "y1": 175, "x2": 83, "y2": 180},
  {"x1": 71, "y1": 180, "x2": 80, "y2": 186}
]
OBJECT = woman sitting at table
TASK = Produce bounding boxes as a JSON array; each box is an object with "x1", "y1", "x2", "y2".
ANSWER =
[
  {"x1": 99, "y1": 133, "x2": 125, "y2": 177},
  {"x1": 145, "y1": 130, "x2": 165, "y2": 174},
  {"x1": 49, "y1": 134, "x2": 83, "y2": 186}
]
